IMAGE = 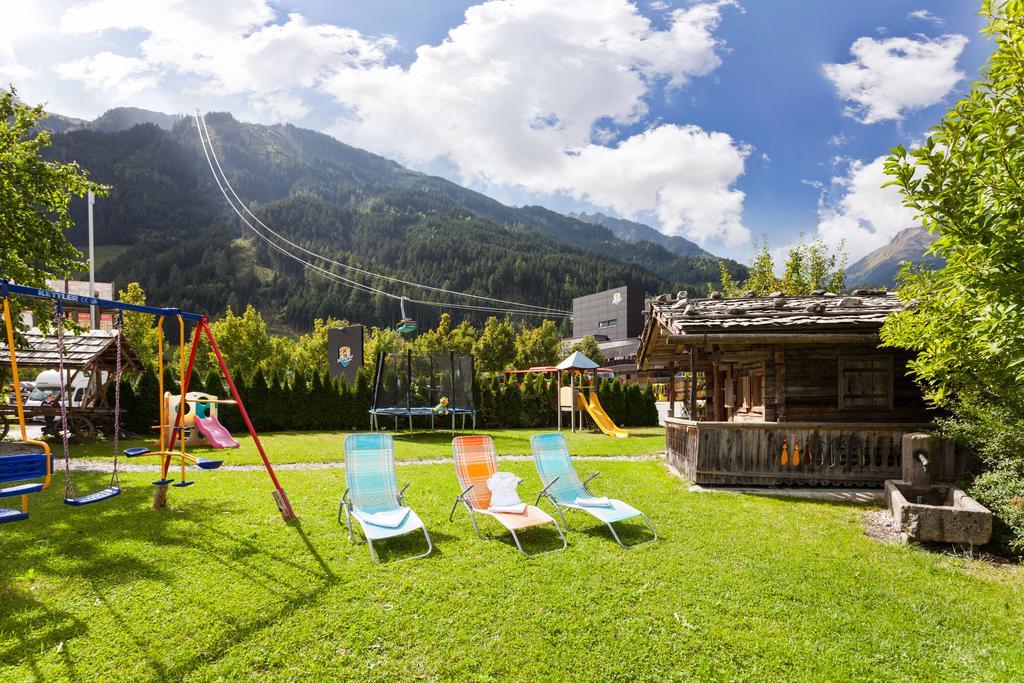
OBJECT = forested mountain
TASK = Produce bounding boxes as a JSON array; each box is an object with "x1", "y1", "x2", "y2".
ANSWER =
[
  {"x1": 570, "y1": 211, "x2": 713, "y2": 258},
  {"x1": 41, "y1": 109, "x2": 746, "y2": 332}
]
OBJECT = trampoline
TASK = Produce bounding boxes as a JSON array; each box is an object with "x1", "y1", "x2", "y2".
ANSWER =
[{"x1": 370, "y1": 351, "x2": 476, "y2": 433}]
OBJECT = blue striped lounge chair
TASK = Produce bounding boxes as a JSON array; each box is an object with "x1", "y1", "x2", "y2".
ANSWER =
[
  {"x1": 340, "y1": 433, "x2": 433, "y2": 564},
  {"x1": 530, "y1": 433, "x2": 656, "y2": 548}
]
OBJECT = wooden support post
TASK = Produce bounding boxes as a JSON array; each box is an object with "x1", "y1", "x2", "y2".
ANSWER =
[
  {"x1": 668, "y1": 362, "x2": 676, "y2": 419},
  {"x1": 774, "y1": 345, "x2": 786, "y2": 422},
  {"x1": 689, "y1": 346, "x2": 697, "y2": 421},
  {"x1": 712, "y1": 361, "x2": 723, "y2": 421}
]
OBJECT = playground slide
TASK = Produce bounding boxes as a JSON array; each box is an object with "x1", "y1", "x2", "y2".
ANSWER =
[
  {"x1": 194, "y1": 415, "x2": 240, "y2": 449},
  {"x1": 577, "y1": 392, "x2": 630, "y2": 439}
]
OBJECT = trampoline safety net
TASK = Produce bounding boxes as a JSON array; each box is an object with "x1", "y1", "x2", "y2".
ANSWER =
[{"x1": 371, "y1": 351, "x2": 475, "y2": 429}]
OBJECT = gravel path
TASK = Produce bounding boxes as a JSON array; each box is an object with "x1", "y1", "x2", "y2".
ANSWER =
[{"x1": 61, "y1": 453, "x2": 664, "y2": 473}]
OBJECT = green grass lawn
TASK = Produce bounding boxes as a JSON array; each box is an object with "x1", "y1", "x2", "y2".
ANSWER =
[
  {"x1": 64, "y1": 427, "x2": 667, "y2": 465},
  {"x1": 1, "y1": 461, "x2": 1021, "y2": 681}
]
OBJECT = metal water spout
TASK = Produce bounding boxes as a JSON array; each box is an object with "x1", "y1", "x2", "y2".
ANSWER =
[{"x1": 915, "y1": 450, "x2": 929, "y2": 473}]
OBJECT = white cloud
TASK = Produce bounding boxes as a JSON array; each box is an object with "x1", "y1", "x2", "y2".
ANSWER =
[
  {"x1": 908, "y1": 9, "x2": 944, "y2": 25},
  {"x1": 815, "y1": 155, "x2": 919, "y2": 262},
  {"x1": 56, "y1": 1, "x2": 394, "y2": 121},
  {"x1": 649, "y1": 1, "x2": 670, "y2": 10},
  {"x1": 324, "y1": 0, "x2": 749, "y2": 245},
  {"x1": 55, "y1": 52, "x2": 159, "y2": 98},
  {"x1": 823, "y1": 34, "x2": 967, "y2": 123},
  {"x1": 32, "y1": 0, "x2": 749, "y2": 247}
]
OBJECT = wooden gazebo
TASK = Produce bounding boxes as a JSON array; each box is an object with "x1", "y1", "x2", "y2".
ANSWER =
[
  {"x1": 637, "y1": 290, "x2": 933, "y2": 486},
  {"x1": 1, "y1": 329, "x2": 141, "y2": 440}
]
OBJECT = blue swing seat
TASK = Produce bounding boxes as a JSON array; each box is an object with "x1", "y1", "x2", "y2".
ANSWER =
[
  {"x1": 196, "y1": 458, "x2": 223, "y2": 470},
  {"x1": 124, "y1": 447, "x2": 151, "y2": 457},
  {"x1": 0, "y1": 482, "x2": 45, "y2": 498},
  {"x1": 0, "y1": 453, "x2": 50, "y2": 523},
  {"x1": 64, "y1": 487, "x2": 122, "y2": 507},
  {"x1": 0, "y1": 507, "x2": 29, "y2": 524},
  {"x1": 172, "y1": 481, "x2": 195, "y2": 488}
]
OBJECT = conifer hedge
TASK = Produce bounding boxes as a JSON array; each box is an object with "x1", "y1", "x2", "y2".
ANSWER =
[{"x1": 115, "y1": 369, "x2": 657, "y2": 433}]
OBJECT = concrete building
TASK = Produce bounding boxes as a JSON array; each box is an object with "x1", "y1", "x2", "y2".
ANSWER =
[{"x1": 568, "y1": 286, "x2": 646, "y2": 376}]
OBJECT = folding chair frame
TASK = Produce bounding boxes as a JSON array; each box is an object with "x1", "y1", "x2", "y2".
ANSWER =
[
  {"x1": 533, "y1": 472, "x2": 658, "y2": 549},
  {"x1": 449, "y1": 484, "x2": 568, "y2": 558},
  {"x1": 339, "y1": 483, "x2": 434, "y2": 565}
]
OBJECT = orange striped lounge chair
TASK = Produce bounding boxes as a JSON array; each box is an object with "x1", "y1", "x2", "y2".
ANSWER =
[{"x1": 449, "y1": 435, "x2": 567, "y2": 558}]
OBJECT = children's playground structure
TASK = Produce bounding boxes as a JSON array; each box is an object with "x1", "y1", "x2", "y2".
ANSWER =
[
  {"x1": 0, "y1": 279, "x2": 295, "y2": 523},
  {"x1": 556, "y1": 352, "x2": 629, "y2": 438},
  {"x1": 370, "y1": 350, "x2": 476, "y2": 432},
  {"x1": 165, "y1": 392, "x2": 240, "y2": 450}
]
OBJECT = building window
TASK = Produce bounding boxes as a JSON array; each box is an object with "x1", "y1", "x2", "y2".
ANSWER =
[
  {"x1": 838, "y1": 356, "x2": 893, "y2": 410},
  {"x1": 598, "y1": 319, "x2": 618, "y2": 329}
]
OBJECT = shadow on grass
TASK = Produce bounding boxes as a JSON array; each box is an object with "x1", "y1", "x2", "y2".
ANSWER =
[
  {"x1": 0, "y1": 472, "x2": 352, "y2": 681},
  {"x1": 0, "y1": 587, "x2": 86, "y2": 682}
]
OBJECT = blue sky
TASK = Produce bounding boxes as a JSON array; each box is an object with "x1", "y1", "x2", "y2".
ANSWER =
[{"x1": 0, "y1": 1, "x2": 994, "y2": 264}]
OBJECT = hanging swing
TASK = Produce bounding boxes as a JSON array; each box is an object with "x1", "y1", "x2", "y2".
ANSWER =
[{"x1": 58, "y1": 302, "x2": 123, "y2": 506}]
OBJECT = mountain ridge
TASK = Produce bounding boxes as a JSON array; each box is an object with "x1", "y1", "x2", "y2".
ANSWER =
[
  {"x1": 845, "y1": 226, "x2": 942, "y2": 287},
  {"x1": 569, "y1": 211, "x2": 714, "y2": 259},
  {"x1": 40, "y1": 108, "x2": 748, "y2": 331}
]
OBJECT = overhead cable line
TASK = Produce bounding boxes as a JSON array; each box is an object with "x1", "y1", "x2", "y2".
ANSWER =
[
  {"x1": 194, "y1": 114, "x2": 570, "y2": 319},
  {"x1": 196, "y1": 112, "x2": 570, "y2": 316}
]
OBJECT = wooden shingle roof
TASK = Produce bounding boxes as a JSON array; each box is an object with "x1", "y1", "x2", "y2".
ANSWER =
[
  {"x1": 637, "y1": 289, "x2": 905, "y2": 369},
  {"x1": 647, "y1": 290, "x2": 903, "y2": 335},
  {"x1": 0, "y1": 329, "x2": 140, "y2": 370}
]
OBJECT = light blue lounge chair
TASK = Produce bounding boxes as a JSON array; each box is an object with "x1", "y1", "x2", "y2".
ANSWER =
[
  {"x1": 530, "y1": 433, "x2": 657, "y2": 548},
  {"x1": 340, "y1": 433, "x2": 433, "y2": 564}
]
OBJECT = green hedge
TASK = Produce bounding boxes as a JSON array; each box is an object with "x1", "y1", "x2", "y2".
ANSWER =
[
  {"x1": 477, "y1": 374, "x2": 657, "y2": 430},
  {"x1": 115, "y1": 370, "x2": 658, "y2": 434}
]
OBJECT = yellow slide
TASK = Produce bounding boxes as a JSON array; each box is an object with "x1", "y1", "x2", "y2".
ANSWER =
[{"x1": 577, "y1": 392, "x2": 629, "y2": 438}]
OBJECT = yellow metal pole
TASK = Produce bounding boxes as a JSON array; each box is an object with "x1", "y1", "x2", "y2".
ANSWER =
[
  {"x1": 3, "y1": 296, "x2": 51, "y2": 488},
  {"x1": 157, "y1": 317, "x2": 166, "y2": 453}
]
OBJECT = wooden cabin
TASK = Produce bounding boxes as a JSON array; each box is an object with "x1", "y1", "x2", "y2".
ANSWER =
[{"x1": 637, "y1": 290, "x2": 933, "y2": 486}]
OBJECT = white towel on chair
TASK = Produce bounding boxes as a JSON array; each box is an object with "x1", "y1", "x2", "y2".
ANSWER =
[
  {"x1": 576, "y1": 496, "x2": 612, "y2": 508},
  {"x1": 488, "y1": 503, "x2": 527, "y2": 514},
  {"x1": 361, "y1": 509, "x2": 410, "y2": 528}
]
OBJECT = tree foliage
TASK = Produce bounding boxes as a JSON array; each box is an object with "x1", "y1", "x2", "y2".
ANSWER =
[
  {"x1": 204, "y1": 305, "x2": 274, "y2": 381},
  {"x1": 881, "y1": 0, "x2": 1024, "y2": 552},
  {"x1": 513, "y1": 320, "x2": 563, "y2": 369},
  {"x1": 117, "y1": 282, "x2": 159, "y2": 368},
  {"x1": 565, "y1": 335, "x2": 605, "y2": 366},
  {"x1": 473, "y1": 315, "x2": 516, "y2": 373},
  {"x1": 0, "y1": 88, "x2": 107, "y2": 332},
  {"x1": 719, "y1": 236, "x2": 846, "y2": 296}
]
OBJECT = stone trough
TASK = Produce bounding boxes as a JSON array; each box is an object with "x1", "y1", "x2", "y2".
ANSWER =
[
  {"x1": 885, "y1": 481, "x2": 992, "y2": 545},
  {"x1": 884, "y1": 433, "x2": 992, "y2": 546}
]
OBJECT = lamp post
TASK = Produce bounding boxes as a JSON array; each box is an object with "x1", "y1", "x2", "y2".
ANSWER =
[{"x1": 87, "y1": 190, "x2": 97, "y2": 329}]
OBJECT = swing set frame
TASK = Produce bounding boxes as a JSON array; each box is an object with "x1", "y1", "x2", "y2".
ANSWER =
[{"x1": 1, "y1": 279, "x2": 296, "y2": 521}]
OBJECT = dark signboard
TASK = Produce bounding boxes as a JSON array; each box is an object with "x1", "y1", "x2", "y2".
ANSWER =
[{"x1": 327, "y1": 326, "x2": 364, "y2": 384}]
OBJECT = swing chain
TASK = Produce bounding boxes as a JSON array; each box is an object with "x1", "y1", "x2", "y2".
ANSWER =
[
  {"x1": 110, "y1": 310, "x2": 123, "y2": 489},
  {"x1": 54, "y1": 300, "x2": 74, "y2": 500}
]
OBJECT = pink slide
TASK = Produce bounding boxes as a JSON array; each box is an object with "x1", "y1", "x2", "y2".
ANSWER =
[{"x1": 194, "y1": 415, "x2": 240, "y2": 449}]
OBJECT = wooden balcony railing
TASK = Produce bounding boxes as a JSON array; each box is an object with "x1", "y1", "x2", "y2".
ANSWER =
[{"x1": 665, "y1": 418, "x2": 932, "y2": 486}]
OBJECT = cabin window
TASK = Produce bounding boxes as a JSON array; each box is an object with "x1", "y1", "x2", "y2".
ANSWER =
[
  {"x1": 739, "y1": 376, "x2": 750, "y2": 409},
  {"x1": 838, "y1": 356, "x2": 893, "y2": 410}
]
